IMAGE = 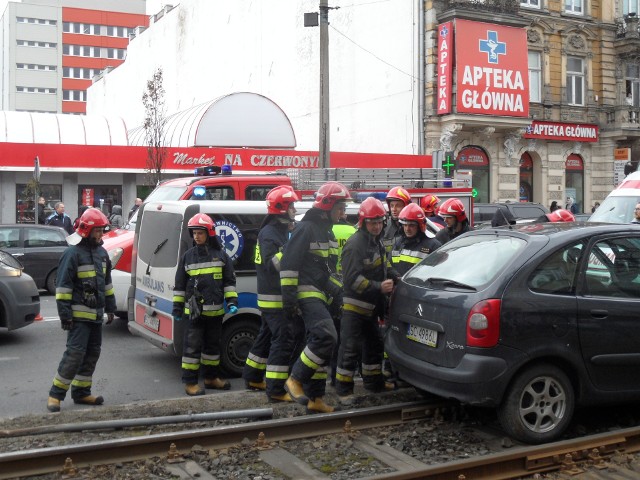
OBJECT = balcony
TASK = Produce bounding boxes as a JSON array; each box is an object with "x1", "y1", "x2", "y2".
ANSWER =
[{"x1": 444, "y1": 0, "x2": 520, "y2": 13}]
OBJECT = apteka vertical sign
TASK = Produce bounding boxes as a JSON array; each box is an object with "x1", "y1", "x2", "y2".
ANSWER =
[{"x1": 437, "y1": 22, "x2": 453, "y2": 115}]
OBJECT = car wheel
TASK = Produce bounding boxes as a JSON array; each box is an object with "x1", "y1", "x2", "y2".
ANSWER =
[
  {"x1": 219, "y1": 316, "x2": 259, "y2": 378},
  {"x1": 497, "y1": 364, "x2": 574, "y2": 444},
  {"x1": 46, "y1": 269, "x2": 57, "y2": 295}
]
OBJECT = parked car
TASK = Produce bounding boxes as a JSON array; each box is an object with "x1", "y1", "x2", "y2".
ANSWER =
[
  {"x1": 473, "y1": 202, "x2": 548, "y2": 228},
  {"x1": 0, "y1": 224, "x2": 67, "y2": 294},
  {"x1": 385, "y1": 222, "x2": 640, "y2": 444},
  {"x1": 0, "y1": 250, "x2": 40, "y2": 330}
]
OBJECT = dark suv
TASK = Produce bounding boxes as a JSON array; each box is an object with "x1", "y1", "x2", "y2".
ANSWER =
[
  {"x1": 386, "y1": 223, "x2": 640, "y2": 444},
  {"x1": 473, "y1": 202, "x2": 548, "y2": 228}
]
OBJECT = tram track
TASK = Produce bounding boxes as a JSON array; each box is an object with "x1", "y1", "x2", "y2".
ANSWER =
[{"x1": 3, "y1": 397, "x2": 640, "y2": 479}]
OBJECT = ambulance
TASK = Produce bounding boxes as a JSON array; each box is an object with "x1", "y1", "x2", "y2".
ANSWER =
[
  {"x1": 129, "y1": 200, "x2": 267, "y2": 376},
  {"x1": 590, "y1": 171, "x2": 640, "y2": 224}
]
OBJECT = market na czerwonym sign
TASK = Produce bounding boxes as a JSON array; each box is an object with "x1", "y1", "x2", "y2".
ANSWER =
[{"x1": 523, "y1": 121, "x2": 598, "y2": 143}]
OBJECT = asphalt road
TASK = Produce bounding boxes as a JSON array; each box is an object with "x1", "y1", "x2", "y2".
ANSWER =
[{"x1": 0, "y1": 293, "x2": 245, "y2": 419}]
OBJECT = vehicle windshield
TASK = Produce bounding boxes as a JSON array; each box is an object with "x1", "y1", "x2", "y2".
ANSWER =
[
  {"x1": 123, "y1": 185, "x2": 188, "y2": 230},
  {"x1": 589, "y1": 195, "x2": 639, "y2": 224},
  {"x1": 404, "y1": 234, "x2": 527, "y2": 289}
]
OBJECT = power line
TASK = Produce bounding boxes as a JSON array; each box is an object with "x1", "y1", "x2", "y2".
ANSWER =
[{"x1": 329, "y1": 25, "x2": 418, "y2": 80}]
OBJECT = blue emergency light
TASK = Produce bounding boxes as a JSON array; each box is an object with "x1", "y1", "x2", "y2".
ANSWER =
[
  {"x1": 194, "y1": 165, "x2": 221, "y2": 176},
  {"x1": 192, "y1": 186, "x2": 206, "y2": 198},
  {"x1": 355, "y1": 192, "x2": 388, "y2": 203},
  {"x1": 221, "y1": 165, "x2": 232, "y2": 175}
]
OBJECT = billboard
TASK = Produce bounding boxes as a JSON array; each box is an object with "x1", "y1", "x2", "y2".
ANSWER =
[{"x1": 454, "y1": 19, "x2": 529, "y2": 117}]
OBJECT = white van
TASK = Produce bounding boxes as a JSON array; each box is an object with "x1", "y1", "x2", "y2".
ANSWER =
[
  {"x1": 590, "y1": 172, "x2": 640, "y2": 223},
  {"x1": 129, "y1": 200, "x2": 267, "y2": 376}
]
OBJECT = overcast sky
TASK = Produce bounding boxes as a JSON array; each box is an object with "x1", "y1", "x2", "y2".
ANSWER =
[{"x1": 0, "y1": 1, "x2": 165, "y2": 16}]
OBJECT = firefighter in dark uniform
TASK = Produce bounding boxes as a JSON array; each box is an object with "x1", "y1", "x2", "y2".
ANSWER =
[
  {"x1": 420, "y1": 194, "x2": 446, "y2": 228},
  {"x1": 172, "y1": 213, "x2": 238, "y2": 396},
  {"x1": 242, "y1": 185, "x2": 299, "y2": 402},
  {"x1": 383, "y1": 186, "x2": 412, "y2": 255},
  {"x1": 393, "y1": 203, "x2": 442, "y2": 275},
  {"x1": 335, "y1": 197, "x2": 399, "y2": 400},
  {"x1": 435, "y1": 198, "x2": 470, "y2": 245},
  {"x1": 282, "y1": 181, "x2": 350, "y2": 413},
  {"x1": 47, "y1": 208, "x2": 116, "y2": 412}
]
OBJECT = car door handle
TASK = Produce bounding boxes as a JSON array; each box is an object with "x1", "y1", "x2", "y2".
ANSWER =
[
  {"x1": 590, "y1": 309, "x2": 608, "y2": 319},
  {"x1": 11, "y1": 253, "x2": 24, "y2": 257}
]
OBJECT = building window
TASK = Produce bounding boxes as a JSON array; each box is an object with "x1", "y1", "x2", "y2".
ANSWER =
[
  {"x1": 63, "y1": 90, "x2": 87, "y2": 102},
  {"x1": 17, "y1": 16, "x2": 55, "y2": 25},
  {"x1": 17, "y1": 63, "x2": 55, "y2": 71},
  {"x1": 529, "y1": 51, "x2": 542, "y2": 103},
  {"x1": 17, "y1": 40, "x2": 56, "y2": 48},
  {"x1": 521, "y1": 0, "x2": 541, "y2": 8},
  {"x1": 16, "y1": 184, "x2": 61, "y2": 224},
  {"x1": 623, "y1": 0, "x2": 638, "y2": 15},
  {"x1": 566, "y1": 56, "x2": 584, "y2": 106},
  {"x1": 626, "y1": 64, "x2": 640, "y2": 107},
  {"x1": 565, "y1": 0, "x2": 583, "y2": 14}
]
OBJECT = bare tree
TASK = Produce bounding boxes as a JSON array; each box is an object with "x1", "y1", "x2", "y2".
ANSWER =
[{"x1": 142, "y1": 68, "x2": 168, "y2": 187}]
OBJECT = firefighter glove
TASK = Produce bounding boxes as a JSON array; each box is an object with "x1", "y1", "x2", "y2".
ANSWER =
[
  {"x1": 82, "y1": 281, "x2": 98, "y2": 309},
  {"x1": 61, "y1": 318, "x2": 73, "y2": 330}
]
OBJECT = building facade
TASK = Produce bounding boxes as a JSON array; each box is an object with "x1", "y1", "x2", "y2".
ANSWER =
[
  {"x1": 425, "y1": 0, "x2": 640, "y2": 212},
  {"x1": 0, "y1": 0, "x2": 147, "y2": 114}
]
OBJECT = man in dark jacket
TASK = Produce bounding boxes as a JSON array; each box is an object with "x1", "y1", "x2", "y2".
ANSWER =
[
  {"x1": 335, "y1": 197, "x2": 399, "y2": 401},
  {"x1": 46, "y1": 202, "x2": 74, "y2": 235},
  {"x1": 393, "y1": 203, "x2": 441, "y2": 275},
  {"x1": 242, "y1": 186, "x2": 299, "y2": 402},
  {"x1": 47, "y1": 209, "x2": 116, "y2": 412},
  {"x1": 282, "y1": 181, "x2": 350, "y2": 413},
  {"x1": 37, "y1": 197, "x2": 47, "y2": 224},
  {"x1": 435, "y1": 198, "x2": 470, "y2": 245},
  {"x1": 172, "y1": 213, "x2": 238, "y2": 396}
]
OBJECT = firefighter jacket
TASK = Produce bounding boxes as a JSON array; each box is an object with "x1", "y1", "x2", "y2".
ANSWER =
[
  {"x1": 172, "y1": 239, "x2": 238, "y2": 318},
  {"x1": 55, "y1": 239, "x2": 116, "y2": 322},
  {"x1": 254, "y1": 216, "x2": 290, "y2": 311},
  {"x1": 392, "y1": 232, "x2": 442, "y2": 276},
  {"x1": 435, "y1": 220, "x2": 470, "y2": 245},
  {"x1": 383, "y1": 217, "x2": 403, "y2": 254},
  {"x1": 280, "y1": 208, "x2": 339, "y2": 308},
  {"x1": 341, "y1": 228, "x2": 399, "y2": 316}
]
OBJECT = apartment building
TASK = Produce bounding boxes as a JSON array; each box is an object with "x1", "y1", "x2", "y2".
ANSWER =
[
  {"x1": 0, "y1": 0, "x2": 147, "y2": 114},
  {"x1": 425, "y1": 0, "x2": 640, "y2": 210}
]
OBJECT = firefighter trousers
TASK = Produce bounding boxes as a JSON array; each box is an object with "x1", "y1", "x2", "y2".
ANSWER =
[
  {"x1": 290, "y1": 298, "x2": 337, "y2": 400},
  {"x1": 181, "y1": 314, "x2": 223, "y2": 384},
  {"x1": 335, "y1": 309, "x2": 385, "y2": 396},
  {"x1": 49, "y1": 321, "x2": 102, "y2": 401}
]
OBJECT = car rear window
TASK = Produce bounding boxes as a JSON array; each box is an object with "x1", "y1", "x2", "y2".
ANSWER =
[
  {"x1": 404, "y1": 235, "x2": 527, "y2": 289},
  {"x1": 137, "y1": 211, "x2": 183, "y2": 268}
]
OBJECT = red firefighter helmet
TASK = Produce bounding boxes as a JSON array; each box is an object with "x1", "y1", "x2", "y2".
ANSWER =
[
  {"x1": 357, "y1": 197, "x2": 387, "y2": 228},
  {"x1": 399, "y1": 203, "x2": 427, "y2": 232},
  {"x1": 188, "y1": 213, "x2": 216, "y2": 237},
  {"x1": 75, "y1": 208, "x2": 110, "y2": 238},
  {"x1": 545, "y1": 209, "x2": 575, "y2": 223},
  {"x1": 420, "y1": 194, "x2": 440, "y2": 216},
  {"x1": 266, "y1": 185, "x2": 300, "y2": 214},
  {"x1": 386, "y1": 186, "x2": 412, "y2": 208},
  {"x1": 313, "y1": 182, "x2": 352, "y2": 211},
  {"x1": 438, "y1": 198, "x2": 467, "y2": 222}
]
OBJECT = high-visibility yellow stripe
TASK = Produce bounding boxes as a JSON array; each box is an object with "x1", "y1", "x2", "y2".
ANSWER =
[
  {"x1": 181, "y1": 362, "x2": 200, "y2": 370},
  {"x1": 201, "y1": 358, "x2": 220, "y2": 366},
  {"x1": 72, "y1": 311, "x2": 97, "y2": 320},
  {"x1": 245, "y1": 358, "x2": 266, "y2": 370},
  {"x1": 300, "y1": 351, "x2": 319, "y2": 370},
  {"x1": 77, "y1": 271, "x2": 96, "y2": 278},
  {"x1": 187, "y1": 266, "x2": 223, "y2": 276},
  {"x1": 311, "y1": 371, "x2": 327, "y2": 380},
  {"x1": 344, "y1": 303, "x2": 373, "y2": 315},
  {"x1": 173, "y1": 295, "x2": 185, "y2": 302},
  {"x1": 398, "y1": 254, "x2": 421, "y2": 264},
  {"x1": 53, "y1": 378, "x2": 70, "y2": 390},
  {"x1": 297, "y1": 291, "x2": 328, "y2": 303},
  {"x1": 266, "y1": 371, "x2": 289, "y2": 380},
  {"x1": 105, "y1": 288, "x2": 114, "y2": 296},
  {"x1": 281, "y1": 278, "x2": 298, "y2": 286},
  {"x1": 71, "y1": 379, "x2": 92, "y2": 388},
  {"x1": 56, "y1": 293, "x2": 72, "y2": 300},
  {"x1": 258, "y1": 300, "x2": 284, "y2": 309}
]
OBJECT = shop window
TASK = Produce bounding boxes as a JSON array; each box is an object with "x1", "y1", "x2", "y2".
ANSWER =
[
  {"x1": 457, "y1": 146, "x2": 490, "y2": 203},
  {"x1": 16, "y1": 184, "x2": 61, "y2": 224},
  {"x1": 77, "y1": 185, "x2": 122, "y2": 219},
  {"x1": 565, "y1": 154, "x2": 584, "y2": 214},
  {"x1": 519, "y1": 153, "x2": 534, "y2": 202}
]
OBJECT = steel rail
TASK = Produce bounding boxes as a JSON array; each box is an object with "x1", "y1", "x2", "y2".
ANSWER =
[
  {"x1": 369, "y1": 424, "x2": 640, "y2": 480},
  {"x1": 0, "y1": 400, "x2": 435, "y2": 479}
]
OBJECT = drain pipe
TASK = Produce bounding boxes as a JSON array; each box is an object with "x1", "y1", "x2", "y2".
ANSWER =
[{"x1": 0, "y1": 408, "x2": 273, "y2": 438}]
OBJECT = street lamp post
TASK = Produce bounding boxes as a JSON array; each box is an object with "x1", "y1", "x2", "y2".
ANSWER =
[
  {"x1": 33, "y1": 156, "x2": 40, "y2": 224},
  {"x1": 305, "y1": 2, "x2": 336, "y2": 169}
]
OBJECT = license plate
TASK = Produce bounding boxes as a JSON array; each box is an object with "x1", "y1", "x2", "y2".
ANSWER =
[
  {"x1": 407, "y1": 323, "x2": 437, "y2": 347},
  {"x1": 143, "y1": 314, "x2": 160, "y2": 331}
]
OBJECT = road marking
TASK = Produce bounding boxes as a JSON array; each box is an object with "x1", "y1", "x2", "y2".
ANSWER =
[{"x1": 0, "y1": 357, "x2": 20, "y2": 361}]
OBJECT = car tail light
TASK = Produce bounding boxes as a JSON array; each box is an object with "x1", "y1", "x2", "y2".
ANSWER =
[{"x1": 466, "y1": 299, "x2": 501, "y2": 347}]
